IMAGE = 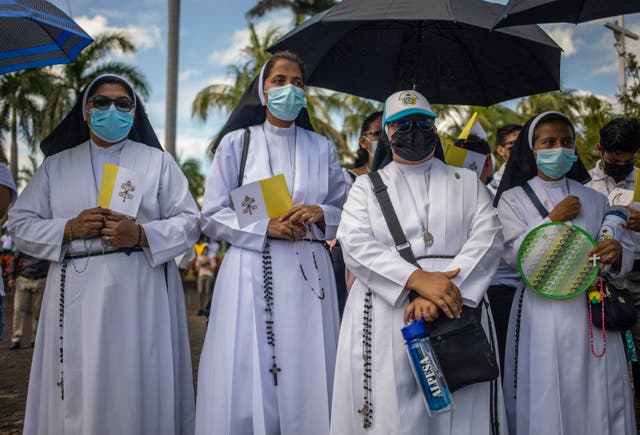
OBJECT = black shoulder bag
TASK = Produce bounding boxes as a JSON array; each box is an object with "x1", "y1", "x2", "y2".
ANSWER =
[{"x1": 368, "y1": 171, "x2": 499, "y2": 392}]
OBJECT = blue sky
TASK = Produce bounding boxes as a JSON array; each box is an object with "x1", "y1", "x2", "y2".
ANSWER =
[{"x1": 26, "y1": 1, "x2": 640, "y2": 171}]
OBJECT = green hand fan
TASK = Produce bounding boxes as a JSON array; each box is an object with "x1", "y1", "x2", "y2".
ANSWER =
[{"x1": 517, "y1": 222, "x2": 599, "y2": 299}]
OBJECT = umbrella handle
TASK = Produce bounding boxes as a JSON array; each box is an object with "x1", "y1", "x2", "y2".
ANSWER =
[{"x1": 413, "y1": 21, "x2": 425, "y2": 91}]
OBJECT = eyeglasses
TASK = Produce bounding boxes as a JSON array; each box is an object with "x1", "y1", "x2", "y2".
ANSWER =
[
  {"x1": 362, "y1": 130, "x2": 382, "y2": 138},
  {"x1": 88, "y1": 95, "x2": 135, "y2": 112},
  {"x1": 500, "y1": 140, "x2": 516, "y2": 149},
  {"x1": 388, "y1": 118, "x2": 435, "y2": 133}
]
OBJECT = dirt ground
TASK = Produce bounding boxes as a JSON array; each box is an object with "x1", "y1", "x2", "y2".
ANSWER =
[
  {"x1": 0, "y1": 280, "x2": 207, "y2": 435},
  {"x1": 2, "y1": 280, "x2": 640, "y2": 434}
]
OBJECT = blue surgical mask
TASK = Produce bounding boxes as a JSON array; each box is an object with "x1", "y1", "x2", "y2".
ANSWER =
[
  {"x1": 364, "y1": 136, "x2": 378, "y2": 158},
  {"x1": 266, "y1": 84, "x2": 307, "y2": 121},
  {"x1": 89, "y1": 106, "x2": 134, "y2": 143},
  {"x1": 536, "y1": 147, "x2": 578, "y2": 179}
]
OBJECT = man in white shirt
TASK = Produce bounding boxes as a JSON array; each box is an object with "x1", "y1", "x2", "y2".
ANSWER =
[{"x1": 586, "y1": 117, "x2": 640, "y2": 397}]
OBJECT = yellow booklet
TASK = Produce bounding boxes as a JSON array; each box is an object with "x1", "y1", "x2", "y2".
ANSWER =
[{"x1": 230, "y1": 174, "x2": 293, "y2": 227}]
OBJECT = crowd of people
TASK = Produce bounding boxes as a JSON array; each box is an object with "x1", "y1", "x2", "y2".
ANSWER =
[{"x1": 1, "y1": 50, "x2": 640, "y2": 435}]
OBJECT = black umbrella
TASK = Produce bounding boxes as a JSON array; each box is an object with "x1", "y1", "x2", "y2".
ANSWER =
[
  {"x1": 267, "y1": 0, "x2": 561, "y2": 106},
  {"x1": 495, "y1": 0, "x2": 640, "y2": 28}
]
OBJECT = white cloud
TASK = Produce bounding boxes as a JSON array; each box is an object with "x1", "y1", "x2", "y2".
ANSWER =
[
  {"x1": 546, "y1": 25, "x2": 578, "y2": 56},
  {"x1": 178, "y1": 74, "x2": 233, "y2": 123},
  {"x1": 75, "y1": 15, "x2": 162, "y2": 53},
  {"x1": 207, "y1": 16, "x2": 291, "y2": 66},
  {"x1": 591, "y1": 62, "x2": 618, "y2": 77},
  {"x1": 179, "y1": 69, "x2": 202, "y2": 82}
]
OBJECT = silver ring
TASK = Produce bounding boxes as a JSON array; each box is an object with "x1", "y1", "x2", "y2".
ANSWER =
[{"x1": 105, "y1": 236, "x2": 111, "y2": 244}]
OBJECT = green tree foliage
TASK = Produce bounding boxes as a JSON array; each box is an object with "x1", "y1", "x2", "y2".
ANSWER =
[
  {"x1": 192, "y1": 23, "x2": 280, "y2": 123},
  {"x1": 178, "y1": 157, "x2": 206, "y2": 206},
  {"x1": 438, "y1": 90, "x2": 617, "y2": 170},
  {"x1": 0, "y1": 69, "x2": 54, "y2": 180},
  {"x1": 617, "y1": 53, "x2": 640, "y2": 119}
]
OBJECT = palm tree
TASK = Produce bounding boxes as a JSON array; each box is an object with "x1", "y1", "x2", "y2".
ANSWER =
[
  {"x1": 178, "y1": 157, "x2": 206, "y2": 206},
  {"x1": 192, "y1": 23, "x2": 280, "y2": 123},
  {"x1": 247, "y1": 0, "x2": 336, "y2": 25},
  {"x1": 0, "y1": 69, "x2": 53, "y2": 181}
]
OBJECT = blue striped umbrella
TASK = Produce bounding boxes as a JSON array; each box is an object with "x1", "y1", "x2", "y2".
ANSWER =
[{"x1": 0, "y1": 0, "x2": 93, "y2": 74}]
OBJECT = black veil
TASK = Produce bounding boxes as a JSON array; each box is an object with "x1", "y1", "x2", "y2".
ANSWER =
[{"x1": 493, "y1": 111, "x2": 591, "y2": 206}]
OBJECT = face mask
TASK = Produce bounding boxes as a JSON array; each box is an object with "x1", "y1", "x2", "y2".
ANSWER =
[
  {"x1": 536, "y1": 147, "x2": 578, "y2": 179},
  {"x1": 390, "y1": 126, "x2": 438, "y2": 162},
  {"x1": 89, "y1": 106, "x2": 134, "y2": 143},
  {"x1": 363, "y1": 136, "x2": 378, "y2": 157},
  {"x1": 266, "y1": 84, "x2": 307, "y2": 121},
  {"x1": 602, "y1": 159, "x2": 635, "y2": 182}
]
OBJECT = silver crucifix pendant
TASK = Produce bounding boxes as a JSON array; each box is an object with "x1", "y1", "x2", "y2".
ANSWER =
[{"x1": 423, "y1": 231, "x2": 434, "y2": 247}]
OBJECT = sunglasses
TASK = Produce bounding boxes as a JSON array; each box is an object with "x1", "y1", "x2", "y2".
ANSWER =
[
  {"x1": 89, "y1": 95, "x2": 135, "y2": 112},
  {"x1": 388, "y1": 118, "x2": 435, "y2": 133},
  {"x1": 362, "y1": 130, "x2": 382, "y2": 138}
]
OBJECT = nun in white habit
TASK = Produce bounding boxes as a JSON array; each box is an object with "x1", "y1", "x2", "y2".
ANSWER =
[
  {"x1": 331, "y1": 90, "x2": 506, "y2": 435},
  {"x1": 9, "y1": 74, "x2": 200, "y2": 435},
  {"x1": 495, "y1": 111, "x2": 636, "y2": 435},
  {"x1": 196, "y1": 51, "x2": 345, "y2": 435}
]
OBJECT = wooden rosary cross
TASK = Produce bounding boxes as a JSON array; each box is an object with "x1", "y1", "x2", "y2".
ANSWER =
[{"x1": 270, "y1": 362, "x2": 281, "y2": 386}]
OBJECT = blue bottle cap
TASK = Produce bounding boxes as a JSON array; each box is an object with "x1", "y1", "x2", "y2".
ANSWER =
[
  {"x1": 606, "y1": 209, "x2": 629, "y2": 223},
  {"x1": 401, "y1": 318, "x2": 427, "y2": 341}
]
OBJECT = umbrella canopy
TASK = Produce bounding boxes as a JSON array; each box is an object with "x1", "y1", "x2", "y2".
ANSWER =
[
  {"x1": 0, "y1": 0, "x2": 93, "y2": 74},
  {"x1": 267, "y1": 0, "x2": 562, "y2": 106},
  {"x1": 495, "y1": 0, "x2": 640, "y2": 28}
]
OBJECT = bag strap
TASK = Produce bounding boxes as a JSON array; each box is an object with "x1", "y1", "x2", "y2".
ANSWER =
[
  {"x1": 521, "y1": 181, "x2": 549, "y2": 218},
  {"x1": 368, "y1": 171, "x2": 419, "y2": 302},
  {"x1": 237, "y1": 127, "x2": 250, "y2": 188},
  {"x1": 367, "y1": 172, "x2": 418, "y2": 267}
]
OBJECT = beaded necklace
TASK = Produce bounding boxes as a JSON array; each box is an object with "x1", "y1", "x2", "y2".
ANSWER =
[
  {"x1": 357, "y1": 289, "x2": 373, "y2": 428},
  {"x1": 588, "y1": 278, "x2": 607, "y2": 358},
  {"x1": 293, "y1": 230, "x2": 325, "y2": 300},
  {"x1": 262, "y1": 241, "x2": 281, "y2": 385},
  {"x1": 259, "y1": 123, "x2": 296, "y2": 386}
]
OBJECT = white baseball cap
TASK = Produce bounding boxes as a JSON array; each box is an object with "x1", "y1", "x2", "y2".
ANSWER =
[{"x1": 382, "y1": 90, "x2": 438, "y2": 126}]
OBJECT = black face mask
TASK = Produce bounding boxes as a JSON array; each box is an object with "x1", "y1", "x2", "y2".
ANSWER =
[
  {"x1": 390, "y1": 127, "x2": 438, "y2": 162},
  {"x1": 603, "y1": 159, "x2": 635, "y2": 182}
]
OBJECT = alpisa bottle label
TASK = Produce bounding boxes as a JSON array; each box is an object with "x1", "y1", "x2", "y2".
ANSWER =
[{"x1": 420, "y1": 355, "x2": 443, "y2": 397}]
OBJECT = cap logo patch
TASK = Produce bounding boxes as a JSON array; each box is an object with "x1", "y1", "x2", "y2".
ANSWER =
[{"x1": 399, "y1": 92, "x2": 417, "y2": 107}]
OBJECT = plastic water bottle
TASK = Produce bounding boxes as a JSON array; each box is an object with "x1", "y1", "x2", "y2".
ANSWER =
[
  {"x1": 401, "y1": 318, "x2": 454, "y2": 415},
  {"x1": 597, "y1": 207, "x2": 629, "y2": 243},
  {"x1": 596, "y1": 207, "x2": 629, "y2": 273}
]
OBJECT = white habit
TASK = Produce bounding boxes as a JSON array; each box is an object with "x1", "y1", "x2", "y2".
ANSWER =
[
  {"x1": 196, "y1": 122, "x2": 346, "y2": 435},
  {"x1": 331, "y1": 158, "x2": 506, "y2": 435},
  {"x1": 498, "y1": 176, "x2": 636, "y2": 435},
  {"x1": 8, "y1": 140, "x2": 200, "y2": 435}
]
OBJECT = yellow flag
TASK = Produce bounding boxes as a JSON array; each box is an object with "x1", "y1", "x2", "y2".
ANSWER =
[
  {"x1": 444, "y1": 144, "x2": 487, "y2": 177},
  {"x1": 97, "y1": 163, "x2": 119, "y2": 208},
  {"x1": 260, "y1": 174, "x2": 293, "y2": 218},
  {"x1": 634, "y1": 175, "x2": 640, "y2": 202},
  {"x1": 194, "y1": 242, "x2": 207, "y2": 256},
  {"x1": 97, "y1": 163, "x2": 143, "y2": 217},
  {"x1": 231, "y1": 174, "x2": 293, "y2": 228},
  {"x1": 458, "y1": 112, "x2": 478, "y2": 140},
  {"x1": 444, "y1": 144, "x2": 467, "y2": 167}
]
